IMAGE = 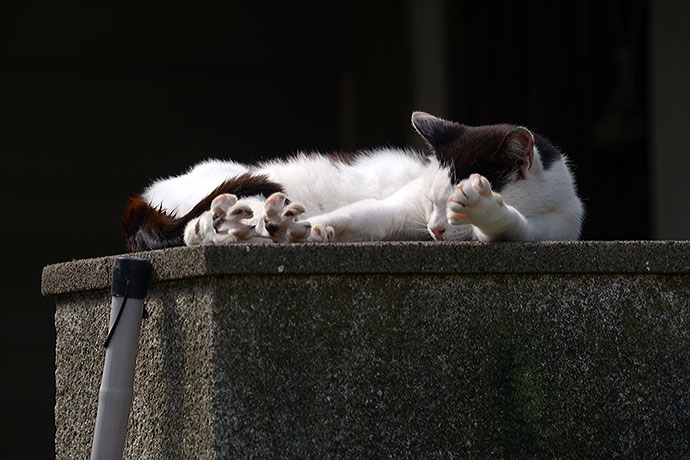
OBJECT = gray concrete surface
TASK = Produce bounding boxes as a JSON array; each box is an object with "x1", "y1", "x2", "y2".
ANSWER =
[{"x1": 42, "y1": 241, "x2": 690, "y2": 459}]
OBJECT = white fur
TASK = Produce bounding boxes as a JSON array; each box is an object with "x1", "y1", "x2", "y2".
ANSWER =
[
  {"x1": 445, "y1": 148, "x2": 583, "y2": 241},
  {"x1": 141, "y1": 146, "x2": 583, "y2": 245},
  {"x1": 144, "y1": 159, "x2": 250, "y2": 217}
]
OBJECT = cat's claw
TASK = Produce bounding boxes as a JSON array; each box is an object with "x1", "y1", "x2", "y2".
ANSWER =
[
  {"x1": 264, "y1": 192, "x2": 311, "y2": 242},
  {"x1": 308, "y1": 224, "x2": 336, "y2": 243},
  {"x1": 447, "y1": 174, "x2": 505, "y2": 226}
]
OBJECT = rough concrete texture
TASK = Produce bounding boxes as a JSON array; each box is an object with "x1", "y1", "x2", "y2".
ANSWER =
[
  {"x1": 43, "y1": 242, "x2": 690, "y2": 459},
  {"x1": 41, "y1": 241, "x2": 690, "y2": 296},
  {"x1": 53, "y1": 280, "x2": 217, "y2": 460}
]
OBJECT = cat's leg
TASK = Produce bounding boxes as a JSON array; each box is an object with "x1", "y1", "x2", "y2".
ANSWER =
[
  {"x1": 262, "y1": 192, "x2": 312, "y2": 243},
  {"x1": 271, "y1": 174, "x2": 430, "y2": 242},
  {"x1": 306, "y1": 195, "x2": 425, "y2": 242},
  {"x1": 184, "y1": 194, "x2": 262, "y2": 246},
  {"x1": 306, "y1": 204, "x2": 372, "y2": 242},
  {"x1": 447, "y1": 174, "x2": 529, "y2": 241}
]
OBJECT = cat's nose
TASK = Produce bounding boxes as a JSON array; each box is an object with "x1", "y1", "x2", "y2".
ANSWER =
[{"x1": 431, "y1": 227, "x2": 445, "y2": 241}]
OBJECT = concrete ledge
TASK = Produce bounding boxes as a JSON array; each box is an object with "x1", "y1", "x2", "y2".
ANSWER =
[
  {"x1": 42, "y1": 242, "x2": 690, "y2": 459},
  {"x1": 42, "y1": 241, "x2": 690, "y2": 295}
]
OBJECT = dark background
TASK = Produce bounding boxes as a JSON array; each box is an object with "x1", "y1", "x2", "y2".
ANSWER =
[{"x1": 2, "y1": 1, "x2": 688, "y2": 457}]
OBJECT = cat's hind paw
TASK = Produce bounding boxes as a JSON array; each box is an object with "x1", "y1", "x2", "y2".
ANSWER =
[
  {"x1": 263, "y1": 192, "x2": 311, "y2": 242},
  {"x1": 211, "y1": 194, "x2": 257, "y2": 240},
  {"x1": 308, "y1": 224, "x2": 335, "y2": 243},
  {"x1": 184, "y1": 193, "x2": 257, "y2": 246},
  {"x1": 184, "y1": 212, "x2": 215, "y2": 247},
  {"x1": 447, "y1": 174, "x2": 505, "y2": 226}
]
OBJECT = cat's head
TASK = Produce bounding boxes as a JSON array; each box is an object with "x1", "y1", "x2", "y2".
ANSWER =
[{"x1": 411, "y1": 112, "x2": 536, "y2": 240}]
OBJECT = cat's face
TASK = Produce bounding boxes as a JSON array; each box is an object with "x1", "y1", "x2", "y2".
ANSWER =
[
  {"x1": 425, "y1": 168, "x2": 474, "y2": 241},
  {"x1": 412, "y1": 112, "x2": 535, "y2": 241}
]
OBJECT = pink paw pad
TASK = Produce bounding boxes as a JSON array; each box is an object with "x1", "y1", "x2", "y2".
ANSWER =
[
  {"x1": 446, "y1": 173, "x2": 501, "y2": 226},
  {"x1": 263, "y1": 192, "x2": 310, "y2": 242}
]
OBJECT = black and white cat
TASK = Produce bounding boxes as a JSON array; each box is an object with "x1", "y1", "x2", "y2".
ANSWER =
[{"x1": 122, "y1": 112, "x2": 583, "y2": 251}]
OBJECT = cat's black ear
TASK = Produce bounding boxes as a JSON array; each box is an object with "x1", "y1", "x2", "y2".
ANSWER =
[
  {"x1": 411, "y1": 112, "x2": 465, "y2": 150},
  {"x1": 504, "y1": 127, "x2": 535, "y2": 176}
]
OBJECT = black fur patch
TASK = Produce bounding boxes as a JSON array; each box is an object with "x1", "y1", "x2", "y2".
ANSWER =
[
  {"x1": 533, "y1": 133, "x2": 562, "y2": 170},
  {"x1": 433, "y1": 124, "x2": 528, "y2": 192},
  {"x1": 414, "y1": 116, "x2": 563, "y2": 191},
  {"x1": 265, "y1": 221, "x2": 280, "y2": 236},
  {"x1": 412, "y1": 113, "x2": 465, "y2": 148}
]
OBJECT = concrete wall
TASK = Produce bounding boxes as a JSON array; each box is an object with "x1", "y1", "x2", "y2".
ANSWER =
[{"x1": 42, "y1": 242, "x2": 690, "y2": 459}]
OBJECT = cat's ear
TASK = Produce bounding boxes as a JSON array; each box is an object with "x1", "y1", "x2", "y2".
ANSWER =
[
  {"x1": 411, "y1": 112, "x2": 465, "y2": 150},
  {"x1": 504, "y1": 127, "x2": 535, "y2": 176}
]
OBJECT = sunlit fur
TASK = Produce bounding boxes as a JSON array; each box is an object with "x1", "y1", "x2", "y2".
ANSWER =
[{"x1": 142, "y1": 143, "x2": 582, "y2": 244}]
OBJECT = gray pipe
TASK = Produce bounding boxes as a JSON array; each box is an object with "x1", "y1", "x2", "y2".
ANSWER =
[{"x1": 91, "y1": 256, "x2": 151, "y2": 460}]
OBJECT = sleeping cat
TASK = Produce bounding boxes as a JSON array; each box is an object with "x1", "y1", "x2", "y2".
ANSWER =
[{"x1": 122, "y1": 112, "x2": 583, "y2": 251}]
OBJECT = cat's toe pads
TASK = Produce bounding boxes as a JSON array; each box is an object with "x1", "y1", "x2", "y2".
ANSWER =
[
  {"x1": 447, "y1": 174, "x2": 504, "y2": 225},
  {"x1": 212, "y1": 194, "x2": 257, "y2": 241},
  {"x1": 264, "y1": 192, "x2": 311, "y2": 242},
  {"x1": 184, "y1": 193, "x2": 258, "y2": 246}
]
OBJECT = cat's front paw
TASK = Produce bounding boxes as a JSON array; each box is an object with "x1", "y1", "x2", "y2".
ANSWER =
[
  {"x1": 263, "y1": 192, "x2": 311, "y2": 242},
  {"x1": 184, "y1": 194, "x2": 257, "y2": 246},
  {"x1": 447, "y1": 174, "x2": 505, "y2": 227}
]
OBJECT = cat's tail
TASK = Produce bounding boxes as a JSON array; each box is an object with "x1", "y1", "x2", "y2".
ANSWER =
[{"x1": 121, "y1": 197, "x2": 189, "y2": 252}]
